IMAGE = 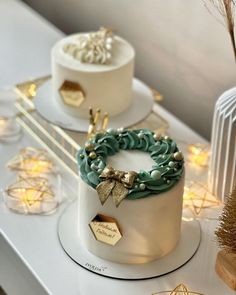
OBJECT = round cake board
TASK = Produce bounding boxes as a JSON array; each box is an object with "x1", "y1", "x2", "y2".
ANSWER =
[
  {"x1": 35, "y1": 78, "x2": 154, "y2": 132},
  {"x1": 58, "y1": 201, "x2": 201, "y2": 280}
]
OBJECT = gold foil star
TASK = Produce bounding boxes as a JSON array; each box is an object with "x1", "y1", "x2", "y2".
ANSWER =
[
  {"x1": 152, "y1": 283, "x2": 204, "y2": 295},
  {"x1": 184, "y1": 181, "x2": 221, "y2": 216}
]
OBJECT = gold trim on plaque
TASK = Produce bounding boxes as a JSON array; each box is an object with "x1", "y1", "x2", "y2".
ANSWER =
[{"x1": 89, "y1": 214, "x2": 122, "y2": 246}]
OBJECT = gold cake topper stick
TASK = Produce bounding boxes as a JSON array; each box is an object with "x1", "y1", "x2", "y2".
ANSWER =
[
  {"x1": 87, "y1": 107, "x2": 109, "y2": 139},
  {"x1": 96, "y1": 166, "x2": 137, "y2": 207}
]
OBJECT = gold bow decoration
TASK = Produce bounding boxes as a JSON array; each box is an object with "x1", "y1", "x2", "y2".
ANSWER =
[{"x1": 96, "y1": 166, "x2": 137, "y2": 207}]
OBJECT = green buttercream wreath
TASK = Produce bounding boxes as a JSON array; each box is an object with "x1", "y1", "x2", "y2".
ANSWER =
[{"x1": 77, "y1": 128, "x2": 184, "y2": 200}]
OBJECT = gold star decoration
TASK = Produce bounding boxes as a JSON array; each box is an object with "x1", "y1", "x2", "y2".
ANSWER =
[
  {"x1": 7, "y1": 147, "x2": 54, "y2": 176},
  {"x1": 184, "y1": 181, "x2": 221, "y2": 216},
  {"x1": 6, "y1": 176, "x2": 54, "y2": 205},
  {"x1": 152, "y1": 283, "x2": 204, "y2": 295},
  {"x1": 4, "y1": 176, "x2": 58, "y2": 214}
]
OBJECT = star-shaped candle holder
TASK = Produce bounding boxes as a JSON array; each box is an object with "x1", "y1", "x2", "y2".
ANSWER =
[
  {"x1": 152, "y1": 283, "x2": 204, "y2": 295},
  {"x1": 5, "y1": 147, "x2": 61, "y2": 215},
  {"x1": 184, "y1": 180, "x2": 221, "y2": 216},
  {"x1": 4, "y1": 175, "x2": 59, "y2": 214},
  {"x1": 7, "y1": 147, "x2": 55, "y2": 176}
]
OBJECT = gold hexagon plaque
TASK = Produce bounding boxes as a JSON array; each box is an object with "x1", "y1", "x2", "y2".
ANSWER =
[
  {"x1": 89, "y1": 214, "x2": 122, "y2": 246},
  {"x1": 59, "y1": 80, "x2": 85, "y2": 108}
]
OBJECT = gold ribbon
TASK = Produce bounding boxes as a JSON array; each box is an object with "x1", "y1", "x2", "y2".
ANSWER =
[{"x1": 96, "y1": 166, "x2": 137, "y2": 207}]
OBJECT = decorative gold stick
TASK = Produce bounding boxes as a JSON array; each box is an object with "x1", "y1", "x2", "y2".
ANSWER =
[{"x1": 87, "y1": 107, "x2": 109, "y2": 139}]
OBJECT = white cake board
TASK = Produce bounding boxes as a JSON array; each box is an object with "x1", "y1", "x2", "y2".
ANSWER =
[
  {"x1": 35, "y1": 78, "x2": 154, "y2": 132},
  {"x1": 58, "y1": 201, "x2": 201, "y2": 280}
]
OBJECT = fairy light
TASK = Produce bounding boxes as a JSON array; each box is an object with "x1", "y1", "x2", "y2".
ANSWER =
[
  {"x1": 184, "y1": 181, "x2": 221, "y2": 216},
  {"x1": 7, "y1": 147, "x2": 54, "y2": 175},
  {"x1": 5, "y1": 147, "x2": 59, "y2": 214},
  {"x1": 187, "y1": 143, "x2": 210, "y2": 168},
  {"x1": 0, "y1": 116, "x2": 10, "y2": 136},
  {"x1": 20, "y1": 158, "x2": 53, "y2": 174},
  {"x1": 5, "y1": 176, "x2": 57, "y2": 214}
]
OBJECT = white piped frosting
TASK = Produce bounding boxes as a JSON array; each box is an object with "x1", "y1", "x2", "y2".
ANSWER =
[{"x1": 63, "y1": 28, "x2": 114, "y2": 64}]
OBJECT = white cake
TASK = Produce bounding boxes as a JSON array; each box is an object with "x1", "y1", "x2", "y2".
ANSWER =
[
  {"x1": 51, "y1": 28, "x2": 135, "y2": 118},
  {"x1": 77, "y1": 129, "x2": 185, "y2": 264}
]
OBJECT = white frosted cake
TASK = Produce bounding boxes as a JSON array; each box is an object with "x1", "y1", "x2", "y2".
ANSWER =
[
  {"x1": 51, "y1": 28, "x2": 135, "y2": 118},
  {"x1": 77, "y1": 129, "x2": 184, "y2": 264}
]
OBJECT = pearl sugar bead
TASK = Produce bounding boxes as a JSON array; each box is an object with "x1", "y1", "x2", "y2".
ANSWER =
[
  {"x1": 168, "y1": 161, "x2": 175, "y2": 168},
  {"x1": 138, "y1": 132, "x2": 144, "y2": 139},
  {"x1": 174, "y1": 151, "x2": 183, "y2": 161},
  {"x1": 139, "y1": 183, "x2": 146, "y2": 190},
  {"x1": 151, "y1": 170, "x2": 161, "y2": 180},
  {"x1": 117, "y1": 127, "x2": 124, "y2": 133},
  {"x1": 91, "y1": 163, "x2": 97, "y2": 170}
]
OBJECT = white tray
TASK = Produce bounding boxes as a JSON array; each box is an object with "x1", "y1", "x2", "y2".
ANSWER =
[
  {"x1": 58, "y1": 201, "x2": 201, "y2": 280},
  {"x1": 35, "y1": 78, "x2": 154, "y2": 132}
]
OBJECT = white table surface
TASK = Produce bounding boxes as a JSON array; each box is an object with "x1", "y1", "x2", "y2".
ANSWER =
[{"x1": 0, "y1": 1, "x2": 234, "y2": 294}]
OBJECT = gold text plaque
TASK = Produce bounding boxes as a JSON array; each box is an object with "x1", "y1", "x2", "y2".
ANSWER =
[{"x1": 89, "y1": 214, "x2": 122, "y2": 246}]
